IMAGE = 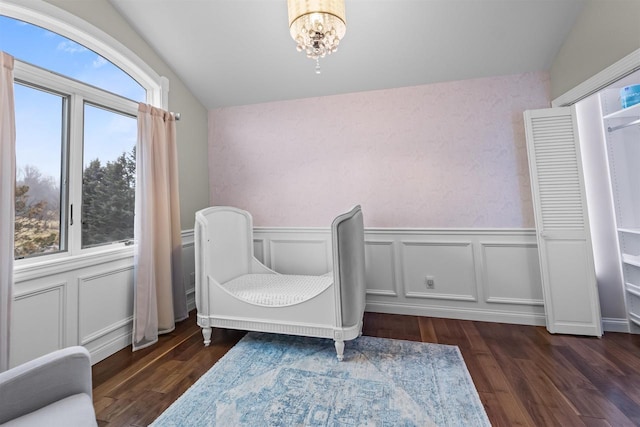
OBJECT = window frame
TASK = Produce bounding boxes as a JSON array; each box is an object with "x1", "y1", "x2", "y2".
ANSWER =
[
  {"x1": 14, "y1": 60, "x2": 139, "y2": 264},
  {"x1": 2, "y1": 0, "x2": 169, "y2": 273},
  {"x1": 80, "y1": 101, "x2": 137, "y2": 250},
  {"x1": 13, "y1": 79, "x2": 70, "y2": 260}
]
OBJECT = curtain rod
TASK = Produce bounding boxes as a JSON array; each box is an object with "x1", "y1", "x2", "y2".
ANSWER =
[{"x1": 173, "y1": 112, "x2": 181, "y2": 121}]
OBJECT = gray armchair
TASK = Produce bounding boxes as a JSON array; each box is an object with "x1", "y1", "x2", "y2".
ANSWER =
[{"x1": 0, "y1": 346, "x2": 97, "y2": 426}]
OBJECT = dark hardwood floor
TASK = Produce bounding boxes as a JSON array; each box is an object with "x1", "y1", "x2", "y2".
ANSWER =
[{"x1": 92, "y1": 311, "x2": 640, "y2": 426}]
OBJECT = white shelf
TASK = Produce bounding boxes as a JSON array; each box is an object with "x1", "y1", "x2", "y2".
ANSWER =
[
  {"x1": 623, "y1": 253, "x2": 640, "y2": 267},
  {"x1": 627, "y1": 282, "x2": 640, "y2": 297},
  {"x1": 619, "y1": 228, "x2": 640, "y2": 235},
  {"x1": 603, "y1": 101, "x2": 640, "y2": 119},
  {"x1": 630, "y1": 312, "x2": 640, "y2": 328}
]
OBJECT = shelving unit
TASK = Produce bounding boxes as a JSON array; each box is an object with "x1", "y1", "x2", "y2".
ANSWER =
[{"x1": 601, "y1": 88, "x2": 640, "y2": 333}]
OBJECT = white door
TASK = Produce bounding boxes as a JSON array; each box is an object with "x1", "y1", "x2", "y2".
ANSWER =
[{"x1": 524, "y1": 107, "x2": 603, "y2": 336}]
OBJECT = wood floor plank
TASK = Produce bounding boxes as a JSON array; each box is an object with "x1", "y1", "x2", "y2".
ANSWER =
[
  {"x1": 488, "y1": 341, "x2": 561, "y2": 426},
  {"x1": 417, "y1": 316, "x2": 438, "y2": 343},
  {"x1": 563, "y1": 387, "x2": 638, "y2": 427},
  {"x1": 472, "y1": 351, "x2": 536, "y2": 426},
  {"x1": 490, "y1": 390, "x2": 537, "y2": 427},
  {"x1": 580, "y1": 416, "x2": 614, "y2": 427},
  {"x1": 458, "y1": 320, "x2": 492, "y2": 353},
  {"x1": 518, "y1": 333, "x2": 597, "y2": 393},
  {"x1": 92, "y1": 311, "x2": 640, "y2": 426},
  {"x1": 555, "y1": 345, "x2": 640, "y2": 425},
  {"x1": 362, "y1": 312, "x2": 421, "y2": 341}
]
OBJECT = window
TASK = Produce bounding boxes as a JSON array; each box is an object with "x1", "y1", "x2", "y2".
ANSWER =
[
  {"x1": 2, "y1": 15, "x2": 143, "y2": 259},
  {"x1": 13, "y1": 83, "x2": 67, "y2": 258},
  {"x1": 82, "y1": 104, "x2": 136, "y2": 248}
]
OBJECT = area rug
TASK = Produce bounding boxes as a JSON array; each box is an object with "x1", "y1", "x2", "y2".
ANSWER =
[{"x1": 151, "y1": 332, "x2": 490, "y2": 426}]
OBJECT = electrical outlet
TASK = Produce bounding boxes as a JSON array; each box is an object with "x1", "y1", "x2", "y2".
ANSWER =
[{"x1": 425, "y1": 276, "x2": 435, "y2": 289}]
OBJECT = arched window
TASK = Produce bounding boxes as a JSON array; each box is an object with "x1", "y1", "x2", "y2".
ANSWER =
[
  {"x1": 0, "y1": 2, "x2": 166, "y2": 260},
  {"x1": 0, "y1": 15, "x2": 145, "y2": 102}
]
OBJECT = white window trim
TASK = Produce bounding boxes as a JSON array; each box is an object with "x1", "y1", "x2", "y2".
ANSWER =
[{"x1": 0, "y1": 0, "x2": 169, "y2": 109}]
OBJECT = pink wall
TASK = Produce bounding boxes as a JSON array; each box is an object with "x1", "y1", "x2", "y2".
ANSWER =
[{"x1": 208, "y1": 72, "x2": 550, "y2": 228}]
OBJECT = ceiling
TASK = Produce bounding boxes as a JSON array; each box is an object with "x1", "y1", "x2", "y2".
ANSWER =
[{"x1": 109, "y1": 0, "x2": 586, "y2": 109}]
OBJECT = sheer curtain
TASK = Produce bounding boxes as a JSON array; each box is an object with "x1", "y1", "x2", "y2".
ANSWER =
[
  {"x1": 133, "y1": 103, "x2": 187, "y2": 351},
  {"x1": 0, "y1": 52, "x2": 15, "y2": 372}
]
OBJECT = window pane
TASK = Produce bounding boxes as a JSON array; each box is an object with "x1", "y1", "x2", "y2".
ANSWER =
[
  {"x1": 82, "y1": 104, "x2": 136, "y2": 248},
  {"x1": 0, "y1": 15, "x2": 146, "y2": 102},
  {"x1": 14, "y1": 84, "x2": 66, "y2": 258}
]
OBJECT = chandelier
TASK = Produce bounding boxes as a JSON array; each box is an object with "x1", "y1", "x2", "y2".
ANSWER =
[{"x1": 287, "y1": 0, "x2": 346, "y2": 74}]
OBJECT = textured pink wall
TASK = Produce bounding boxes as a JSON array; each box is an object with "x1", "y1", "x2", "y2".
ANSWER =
[{"x1": 208, "y1": 72, "x2": 550, "y2": 228}]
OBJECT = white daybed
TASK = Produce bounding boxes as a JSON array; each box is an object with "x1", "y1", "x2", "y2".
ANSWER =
[{"x1": 194, "y1": 205, "x2": 366, "y2": 361}]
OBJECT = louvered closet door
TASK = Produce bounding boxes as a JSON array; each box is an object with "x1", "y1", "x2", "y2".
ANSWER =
[{"x1": 524, "y1": 107, "x2": 602, "y2": 336}]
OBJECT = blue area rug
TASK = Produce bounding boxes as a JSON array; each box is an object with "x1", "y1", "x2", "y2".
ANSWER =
[{"x1": 151, "y1": 332, "x2": 490, "y2": 426}]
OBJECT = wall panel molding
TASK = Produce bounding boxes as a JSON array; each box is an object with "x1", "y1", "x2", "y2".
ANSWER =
[
  {"x1": 77, "y1": 266, "x2": 134, "y2": 349},
  {"x1": 10, "y1": 282, "x2": 67, "y2": 367},
  {"x1": 400, "y1": 240, "x2": 477, "y2": 302},
  {"x1": 253, "y1": 238, "x2": 267, "y2": 266},
  {"x1": 269, "y1": 239, "x2": 330, "y2": 275},
  {"x1": 364, "y1": 240, "x2": 398, "y2": 297},
  {"x1": 254, "y1": 227, "x2": 546, "y2": 326},
  {"x1": 480, "y1": 241, "x2": 544, "y2": 306}
]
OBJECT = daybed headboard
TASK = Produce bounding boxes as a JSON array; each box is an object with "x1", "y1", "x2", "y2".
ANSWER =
[
  {"x1": 331, "y1": 205, "x2": 366, "y2": 329},
  {"x1": 195, "y1": 206, "x2": 254, "y2": 284}
]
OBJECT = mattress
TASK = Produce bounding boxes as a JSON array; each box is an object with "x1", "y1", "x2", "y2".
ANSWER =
[{"x1": 221, "y1": 273, "x2": 333, "y2": 307}]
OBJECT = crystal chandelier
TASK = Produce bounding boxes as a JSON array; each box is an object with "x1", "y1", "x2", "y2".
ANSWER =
[{"x1": 287, "y1": 0, "x2": 346, "y2": 74}]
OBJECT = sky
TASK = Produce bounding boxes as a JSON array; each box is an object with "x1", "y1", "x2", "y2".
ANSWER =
[{"x1": 0, "y1": 15, "x2": 144, "y2": 181}]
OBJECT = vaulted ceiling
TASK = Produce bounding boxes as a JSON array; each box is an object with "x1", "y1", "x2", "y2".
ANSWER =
[{"x1": 109, "y1": 0, "x2": 586, "y2": 109}]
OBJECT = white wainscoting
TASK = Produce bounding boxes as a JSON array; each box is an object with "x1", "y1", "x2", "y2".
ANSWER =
[
  {"x1": 9, "y1": 227, "x2": 625, "y2": 368},
  {"x1": 254, "y1": 227, "x2": 548, "y2": 326},
  {"x1": 11, "y1": 249, "x2": 136, "y2": 367},
  {"x1": 10, "y1": 231, "x2": 197, "y2": 368}
]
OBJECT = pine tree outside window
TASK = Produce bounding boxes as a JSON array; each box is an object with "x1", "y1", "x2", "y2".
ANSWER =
[{"x1": 82, "y1": 104, "x2": 136, "y2": 249}]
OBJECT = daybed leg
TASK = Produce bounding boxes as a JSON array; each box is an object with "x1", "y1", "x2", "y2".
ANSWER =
[
  {"x1": 335, "y1": 340, "x2": 345, "y2": 362},
  {"x1": 202, "y1": 327, "x2": 212, "y2": 347}
]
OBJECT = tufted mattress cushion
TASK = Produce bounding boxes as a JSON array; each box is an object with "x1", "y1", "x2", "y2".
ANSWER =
[{"x1": 222, "y1": 273, "x2": 333, "y2": 307}]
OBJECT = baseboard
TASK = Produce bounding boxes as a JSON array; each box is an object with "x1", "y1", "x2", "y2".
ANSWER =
[
  {"x1": 365, "y1": 302, "x2": 547, "y2": 327},
  {"x1": 602, "y1": 317, "x2": 631, "y2": 333},
  {"x1": 88, "y1": 330, "x2": 132, "y2": 365}
]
